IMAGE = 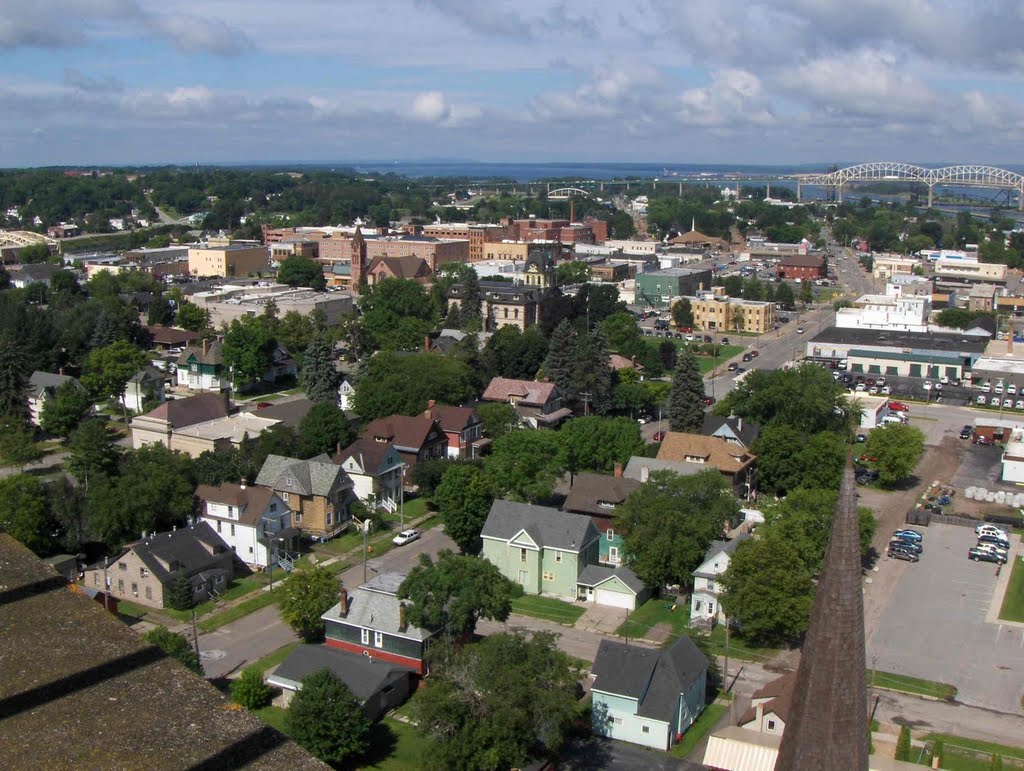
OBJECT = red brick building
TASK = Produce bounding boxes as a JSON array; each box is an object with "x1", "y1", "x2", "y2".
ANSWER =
[{"x1": 777, "y1": 254, "x2": 826, "y2": 281}]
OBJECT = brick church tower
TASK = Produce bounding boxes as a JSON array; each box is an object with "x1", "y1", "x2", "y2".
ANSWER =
[{"x1": 349, "y1": 226, "x2": 367, "y2": 288}]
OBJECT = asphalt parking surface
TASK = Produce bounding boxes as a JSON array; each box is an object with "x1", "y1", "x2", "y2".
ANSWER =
[{"x1": 867, "y1": 524, "x2": 1024, "y2": 713}]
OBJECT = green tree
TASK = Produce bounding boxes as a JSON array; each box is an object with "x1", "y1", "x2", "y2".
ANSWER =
[
  {"x1": 457, "y1": 268, "x2": 483, "y2": 328},
  {"x1": 40, "y1": 381, "x2": 92, "y2": 439},
  {"x1": 143, "y1": 626, "x2": 202, "y2": 674},
  {"x1": 895, "y1": 725, "x2": 911, "y2": 762},
  {"x1": 147, "y1": 295, "x2": 175, "y2": 326},
  {"x1": 285, "y1": 669, "x2": 371, "y2": 765},
  {"x1": 0, "y1": 418, "x2": 42, "y2": 470},
  {"x1": 715, "y1": 363, "x2": 849, "y2": 434},
  {"x1": 413, "y1": 632, "x2": 580, "y2": 771},
  {"x1": 434, "y1": 465, "x2": 497, "y2": 553},
  {"x1": 194, "y1": 447, "x2": 250, "y2": 486},
  {"x1": 571, "y1": 328, "x2": 612, "y2": 414},
  {"x1": 176, "y1": 302, "x2": 212, "y2": 333},
  {"x1": 47, "y1": 476, "x2": 87, "y2": 553},
  {"x1": 222, "y1": 315, "x2": 277, "y2": 387},
  {"x1": 164, "y1": 574, "x2": 196, "y2": 611},
  {"x1": 18, "y1": 243, "x2": 51, "y2": 264},
  {"x1": 480, "y1": 325, "x2": 548, "y2": 380},
  {"x1": 800, "y1": 279, "x2": 814, "y2": 305},
  {"x1": 477, "y1": 402, "x2": 519, "y2": 439},
  {"x1": 672, "y1": 299, "x2": 695, "y2": 328},
  {"x1": 572, "y1": 284, "x2": 627, "y2": 326},
  {"x1": 0, "y1": 474, "x2": 56, "y2": 554},
  {"x1": 0, "y1": 336, "x2": 28, "y2": 420},
  {"x1": 277, "y1": 254, "x2": 326, "y2": 290},
  {"x1": 399, "y1": 550, "x2": 522, "y2": 636},
  {"x1": 542, "y1": 319, "x2": 576, "y2": 396},
  {"x1": 299, "y1": 331, "x2": 339, "y2": 404},
  {"x1": 278, "y1": 565, "x2": 341, "y2": 642},
  {"x1": 667, "y1": 344, "x2": 706, "y2": 432},
  {"x1": 752, "y1": 425, "x2": 846, "y2": 497},
  {"x1": 83, "y1": 340, "x2": 147, "y2": 419},
  {"x1": 559, "y1": 415, "x2": 644, "y2": 475},
  {"x1": 66, "y1": 420, "x2": 121, "y2": 490},
  {"x1": 555, "y1": 260, "x2": 591, "y2": 285},
  {"x1": 277, "y1": 310, "x2": 322, "y2": 365},
  {"x1": 865, "y1": 423, "x2": 926, "y2": 486},
  {"x1": 601, "y1": 311, "x2": 643, "y2": 352},
  {"x1": 484, "y1": 429, "x2": 565, "y2": 503},
  {"x1": 617, "y1": 469, "x2": 738, "y2": 589},
  {"x1": 719, "y1": 536, "x2": 815, "y2": 645},
  {"x1": 352, "y1": 351, "x2": 476, "y2": 420},
  {"x1": 298, "y1": 402, "x2": 354, "y2": 458},
  {"x1": 231, "y1": 666, "x2": 273, "y2": 710},
  {"x1": 774, "y1": 281, "x2": 796, "y2": 310},
  {"x1": 358, "y1": 277, "x2": 434, "y2": 353},
  {"x1": 764, "y1": 488, "x2": 876, "y2": 569}
]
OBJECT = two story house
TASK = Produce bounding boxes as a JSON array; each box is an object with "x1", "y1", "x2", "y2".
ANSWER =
[
  {"x1": 130, "y1": 392, "x2": 230, "y2": 450},
  {"x1": 121, "y1": 365, "x2": 167, "y2": 413},
  {"x1": 337, "y1": 378, "x2": 356, "y2": 411},
  {"x1": 590, "y1": 635, "x2": 708, "y2": 751},
  {"x1": 81, "y1": 521, "x2": 234, "y2": 609},
  {"x1": 176, "y1": 340, "x2": 227, "y2": 392},
  {"x1": 334, "y1": 439, "x2": 405, "y2": 511},
  {"x1": 561, "y1": 471, "x2": 640, "y2": 567},
  {"x1": 359, "y1": 415, "x2": 447, "y2": 478},
  {"x1": 420, "y1": 400, "x2": 485, "y2": 459},
  {"x1": 255, "y1": 454, "x2": 354, "y2": 540},
  {"x1": 702, "y1": 415, "x2": 760, "y2": 449},
  {"x1": 321, "y1": 572, "x2": 435, "y2": 675},
  {"x1": 27, "y1": 371, "x2": 84, "y2": 427},
  {"x1": 690, "y1": 536, "x2": 749, "y2": 627},
  {"x1": 737, "y1": 672, "x2": 795, "y2": 736},
  {"x1": 195, "y1": 482, "x2": 297, "y2": 569},
  {"x1": 657, "y1": 431, "x2": 758, "y2": 500},
  {"x1": 481, "y1": 377, "x2": 572, "y2": 429}
]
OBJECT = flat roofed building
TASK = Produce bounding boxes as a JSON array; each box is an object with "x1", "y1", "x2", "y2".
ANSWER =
[
  {"x1": 688, "y1": 292, "x2": 776, "y2": 333},
  {"x1": 934, "y1": 258, "x2": 1006, "y2": 285},
  {"x1": 806, "y1": 327, "x2": 988, "y2": 380},
  {"x1": 634, "y1": 267, "x2": 713, "y2": 309},
  {"x1": 188, "y1": 241, "x2": 269, "y2": 278},
  {"x1": 871, "y1": 254, "x2": 919, "y2": 280}
]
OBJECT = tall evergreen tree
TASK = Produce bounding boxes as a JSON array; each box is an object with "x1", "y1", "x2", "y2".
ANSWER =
[
  {"x1": 458, "y1": 270, "x2": 482, "y2": 328},
  {"x1": 300, "y1": 333, "x2": 340, "y2": 403},
  {"x1": 542, "y1": 319, "x2": 576, "y2": 397},
  {"x1": 667, "y1": 344, "x2": 706, "y2": 432},
  {"x1": 571, "y1": 329, "x2": 612, "y2": 415},
  {"x1": 90, "y1": 311, "x2": 119, "y2": 348},
  {"x1": 0, "y1": 336, "x2": 28, "y2": 420}
]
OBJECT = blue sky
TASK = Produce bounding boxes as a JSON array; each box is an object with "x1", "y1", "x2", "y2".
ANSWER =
[{"x1": 1, "y1": 0, "x2": 1023, "y2": 166}]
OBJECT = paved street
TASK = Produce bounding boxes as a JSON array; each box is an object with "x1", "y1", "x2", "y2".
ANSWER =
[
  {"x1": 337, "y1": 525, "x2": 456, "y2": 589},
  {"x1": 200, "y1": 603, "x2": 298, "y2": 679}
]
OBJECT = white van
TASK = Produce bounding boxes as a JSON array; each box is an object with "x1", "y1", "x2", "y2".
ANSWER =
[{"x1": 881, "y1": 415, "x2": 907, "y2": 426}]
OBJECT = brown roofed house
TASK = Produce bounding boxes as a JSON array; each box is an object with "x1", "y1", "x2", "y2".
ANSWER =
[
  {"x1": 737, "y1": 671, "x2": 796, "y2": 737},
  {"x1": 562, "y1": 470, "x2": 641, "y2": 567},
  {"x1": 130, "y1": 391, "x2": 229, "y2": 449},
  {"x1": 359, "y1": 415, "x2": 447, "y2": 474},
  {"x1": 420, "y1": 400, "x2": 485, "y2": 459},
  {"x1": 143, "y1": 324, "x2": 201, "y2": 351},
  {"x1": 481, "y1": 376, "x2": 571, "y2": 428},
  {"x1": 334, "y1": 439, "x2": 406, "y2": 508},
  {"x1": 657, "y1": 431, "x2": 757, "y2": 498},
  {"x1": 195, "y1": 482, "x2": 298, "y2": 569}
]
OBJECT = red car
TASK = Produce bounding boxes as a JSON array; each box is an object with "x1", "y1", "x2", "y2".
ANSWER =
[
  {"x1": 703, "y1": 396, "x2": 716, "y2": 405},
  {"x1": 653, "y1": 430, "x2": 667, "y2": 441},
  {"x1": 974, "y1": 435, "x2": 994, "y2": 446},
  {"x1": 888, "y1": 401, "x2": 909, "y2": 412}
]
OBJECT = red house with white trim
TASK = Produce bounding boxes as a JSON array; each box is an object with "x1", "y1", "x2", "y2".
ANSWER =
[
  {"x1": 420, "y1": 400, "x2": 485, "y2": 459},
  {"x1": 321, "y1": 572, "x2": 435, "y2": 675}
]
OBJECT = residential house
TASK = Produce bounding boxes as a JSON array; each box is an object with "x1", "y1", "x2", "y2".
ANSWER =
[
  {"x1": 10, "y1": 262, "x2": 61, "y2": 288},
  {"x1": 690, "y1": 537, "x2": 749, "y2": 627},
  {"x1": 359, "y1": 415, "x2": 447, "y2": 477},
  {"x1": 81, "y1": 521, "x2": 234, "y2": 610},
  {"x1": 142, "y1": 325, "x2": 200, "y2": 352},
  {"x1": 120, "y1": 365, "x2": 166, "y2": 413},
  {"x1": 129, "y1": 392, "x2": 230, "y2": 450},
  {"x1": 337, "y1": 377, "x2": 355, "y2": 411},
  {"x1": 263, "y1": 345, "x2": 298, "y2": 384},
  {"x1": 195, "y1": 483, "x2": 298, "y2": 569},
  {"x1": 702, "y1": 415, "x2": 760, "y2": 450},
  {"x1": 176, "y1": 340, "x2": 227, "y2": 392},
  {"x1": 590, "y1": 635, "x2": 708, "y2": 751},
  {"x1": 161, "y1": 411, "x2": 282, "y2": 458},
  {"x1": 27, "y1": 371, "x2": 84, "y2": 427},
  {"x1": 267, "y1": 644, "x2": 413, "y2": 719},
  {"x1": 737, "y1": 672, "x2": 795, "y2": 736},
  {"x1": 657, "y1": 432, "x2": 757, "y2": 499},
  {"x1": 561, "y1": 470, "x2": 640, "y2": 567},
  {"x1": 321, "y1": 572, "x2": 436, "y2": 675},
  {"x1": 420, "y1": 400, "x2": 485, "y2": 459},
  {"x1": 255, "y1": 454, "x2": 354, "y2": 540},
  {"x1": 334, "y1": 439, "x2": 405, "y2": 511},
  {"x1": 481, "y1": 377, "x2": 572, "y2": 428},
  {"x1": 480, "y1": 499, "x2": 644, "y2": 608}
]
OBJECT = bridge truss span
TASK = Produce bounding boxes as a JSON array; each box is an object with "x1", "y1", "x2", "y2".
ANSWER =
[{"x1": 794, "y1": 162, "x2": 1024, "y2": 209}]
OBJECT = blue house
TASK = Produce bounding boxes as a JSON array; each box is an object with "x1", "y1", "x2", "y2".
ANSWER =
[{"x1": 590, "y1": 635, "x2": 708, "y2": 751}]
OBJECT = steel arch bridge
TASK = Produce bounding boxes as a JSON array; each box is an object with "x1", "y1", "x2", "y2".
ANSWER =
[
  {"x1": 0, "y1": 230, "x2": 57, "y2": 248},
  {"x1": 546, "y1": 187, "x2": 592, "y2": 200},
  {"x1": 794, "y1": 163, "x2": 1024, "y2": 209}
]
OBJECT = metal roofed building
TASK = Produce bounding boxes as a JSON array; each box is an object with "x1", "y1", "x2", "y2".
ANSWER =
[
  {"x1": 188, "y1": 282, "x2": 355, "y2": 326},
  {"x1": 806, "y1": 327, "x2": 989, "y2": 379}
]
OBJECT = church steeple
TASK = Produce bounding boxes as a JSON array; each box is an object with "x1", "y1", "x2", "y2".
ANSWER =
[{"x1": 774, "y1": 459, "x2": 869, "y2": 771}]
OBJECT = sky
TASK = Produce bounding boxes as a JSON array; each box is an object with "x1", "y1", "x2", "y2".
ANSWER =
[{"x1": 1, "y1": 0, "x2": 1023, "y2": 167}]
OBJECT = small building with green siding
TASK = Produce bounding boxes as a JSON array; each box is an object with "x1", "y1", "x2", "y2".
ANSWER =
[{"x1": 635, "y1": 267, "x2": 713, "y2": 309}]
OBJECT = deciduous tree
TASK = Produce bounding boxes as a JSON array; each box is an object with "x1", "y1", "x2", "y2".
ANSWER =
[
  {"x1": 865, "y1": 423, "x2": 926, "y2": 486},
  {"x1": 484, "y1": 429, "x2": 564, "y2": 503},
  {"x1": 752, "y1": 424, "x2": 846, "y2": 496},
  {"x1": 176, "y1": 302, "x2": 212, "y2": 333},
  {"x1": 476, "y1": 402, "x2": 519, "y2": 440},
  {"x1": 285, "y1": 670, "x2": 371, "y2": 764},
  {"x1": 672, "y1": 299, "x2": 694, "y2": 328},
  {"x1": 221, "y1": 316, "x2": 277, "y2": 387},
  {"x1": 352, "y1": 351, "x2": 475, "y2": 420},
  {"x1": 433, "y1": 465, "x2": 496, "y2": 553},
  {"x1": 143, "y1": 626, "x2": 202, "y2": 674},
  {"x1": 278, "y1": 565, "x2": 341, "y2": 642},
  {"x1": 66, "y1": 419, "x2": 121, "y2": 490},
  {"x1": 83, "y1": 340, "x2": 147, "y2": 419},
  {"x1": 40, "y1": 381, "x2": 92, "y2": 439},
  {"x1": 481, "y1": 325, "x2": 548, "y2": 380},
  {"x1": 0, "y1": 474, "x2": 56, "y2": 554},
  {"x1": 277, "y1": 254, "x2": 326, "y2": 290},
  {"x1": 231, "y1": 666, "x2": 273, "y2": 710},
  {"x1": 559, "y1": 415, "x2": 644, "y2": 475}
]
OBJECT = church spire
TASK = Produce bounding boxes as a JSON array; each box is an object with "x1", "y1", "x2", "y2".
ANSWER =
[{"x1": 774, "y1": 459, "x2": 868, "y2": 771}]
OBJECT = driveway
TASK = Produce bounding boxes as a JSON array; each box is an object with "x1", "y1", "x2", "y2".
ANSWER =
[{"x1": 867, "y1": 524, "x2": 1024, "y2": 713}]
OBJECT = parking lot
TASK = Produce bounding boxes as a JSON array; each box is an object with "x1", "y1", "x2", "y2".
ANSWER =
[{"x1": 867, "y1": 524, "x2": 1024, "y2": 714}]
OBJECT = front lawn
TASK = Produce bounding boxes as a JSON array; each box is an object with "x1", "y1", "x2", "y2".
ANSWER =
[
  {"x1": 702, "y1": 626, "x2": 780, "y2": 663},
  {"x1": 163, "y1": 577, "x2": 267, "y2": 622},
  {"x1": 869, "y1": 671, "x2": 957, "y2": 701},
  {"x1": 615, "y1": 597, "x2": 691, "y2": 640},
  {"x1": 998, "y1": 556, "x2": 1024, "y2": 623},
  {"x1": 248, "y1": 641, "x2": 301, "y2": 674},
  {"x1": 510, "y1": 595, "x2": 586, "y2": 625},
  {"x1": 356, "y1": 719, "x2": 434, "y2": 771},
  {"x1": 921, "y1": 733, "x2": 1024, "y2": 771},
  {"x1": 669, "y1": 703, "x2": 728, "y2": 759},
  {"x1": 252, "y1": 705, "x2": 288, "y2": 734}
]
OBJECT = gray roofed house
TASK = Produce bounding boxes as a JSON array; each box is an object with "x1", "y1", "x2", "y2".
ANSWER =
[
  {"x1": 590, "y1": 635, "x2": 708, "y2": 751},
  {"x1": 690, "y1": 535, "x2": 750, "y2": 627},
  {"x1": 320, "y1": 572, "x2": 435, "y2": 674},
  {"x1": 255, "y1": 454, "x2": 354, "y2": 540},
  {"x1": 482, "y1": 499, "x2": 596, "y2": 551},
  {"x1": 622, "y1": 455, "x2": 707, "y2": 483},
  {"x1": 702, "y1": 414, "x2": 760, "y2": 449},
  {"x1": 266, "y1": 644, "x2": 412, "y2": 720},
  {"x1": 27, "y1": 371, "x2": 84, "y2": 426},
  {"x1": 122, "y1": 364, "x2": 167, "y2": 413},
  {"x1": 576, "y1": 564, "x2": 647, "y2": 597}
]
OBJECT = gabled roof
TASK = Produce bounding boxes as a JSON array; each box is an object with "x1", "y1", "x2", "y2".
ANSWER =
[
  {"x1": 702, "y1": 415, "x2": 760, "y2": 448},
  {"x1": 576, "y1": 564, "x2": 646, "y2": 594},
  {"x1": 255, "y1": 454, "x2": 350, "y2": 498},
  {"x1": 137, "y1": 392, "x2": 229, "y2": 429},
  {"x1": 322, "y1": 572, "x2": 432, "y2": 642},
  {"x1": 107, "y1": 522, "x2": 230, "y2": 583},
  {"x1": 360, "y1": 415, "x2": 443, "y2": 453},
  {"x1": 143, "y1": 325, "x2": 201, "y2": 347},
  {"x1": 421, "y1": 403, "x2": 481, "y2": 433},
  {"x1": 656, "y1": 432, "x2": 756, "y2": 475},
  {"x1": 591, "y1": 635, "x2": 707, "y2": 724},
  {"x1": 129, "y1": 365, "x2": 165, "y2": 384},
  {"x1": 268, "y1": 645, "x2": 409, "y2": 701},
  {"x1": 334, "y1": 438, "x2": 405, "y2": 476},
  {"x1": 27, "y1": 371, "x2": 81, "y2": 398},
  {"x1": 738, "y1": 671, "x2": 797, "y2": 727},
  {"x1": 177, "y1": 340, "x2": 223, "y2": 366},
  {"x1": 622, "y1": 455, "x2": 708, "y2": 481},
  {"x1": 562, "y1": 473, "x2": 641, "y2": 517},
  {"x1": 14, "y1": 263, "x2": 61, "y2": 282},
  {"x1": 366, "y1": 255, "x2": 432, "y2": 280},
  {"x1": 694, "y1": 535, "x2": 750, "y2": 578},
  {"x1": 481, "y1": 500, "x2": 596, "y2": 552},
  {"x1": 482, "y1": 377, "x2": 558, "y2": 406},
  {"x1": 252, "y1": 397, "x2": 313, "y2": 427},
  {"x1": 195, "y1": 483, "x2": 282, "y2": 527}
]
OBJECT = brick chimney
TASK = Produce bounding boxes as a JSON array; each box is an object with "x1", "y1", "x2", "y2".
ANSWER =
[
  {"x1": 399, "y1": 603, "x2": 408, "y2": 632},
  {"x1": 202, "y1": 338, "x2": 208, "y2": 356},
  {"x1": 339, "y1": 588, "x2": 349, "y2": 616},
  {"x1": 424, "y1": 335, "x2": 432, "y2": 352},
  {"x1": 614, "y1": 462, "x2": 623, "y2": 478},
  {"x1": 425, "y1": 399, "x2": 435, "y2": 420}
]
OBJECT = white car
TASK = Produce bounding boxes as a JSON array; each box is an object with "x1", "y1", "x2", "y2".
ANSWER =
[
  {"x1": 1016, "y1": 400, "x2": 1024, "y2": 410},
  {"x1": 981, "y1": 383, "x2": 992, "y2": 393},
  {"x1": 991, "y1": 396, "x2": 1002, "y2": 406},
  {"x1": 995, "y1": 384, "x2": 1005, "y2": 394},
  {"x1": 796, "y1": 327, "x2": 805, "y2": 334},
  {"x1": 976, "y1": 523, "x2": 1008, "y2": 539},
  {"x1": 977, "y1": 395, "x2": 988, "y2": 405},
  {"x1": 879, "y1": 385, "x2": 892, "y2": 395},
  {"x1": 923, "y1": 382, "x2": 933, "y2": 391},
  {"x1": 1005, "y1": 399, "x2": 1015, "y2": 409},
  {"x1": 1009, "y1": 384, "x2": 1018, "y2": 395},
  {"x1": 392, "y1": 529, "x2": 420, "y2": 546},
  {"x1": 855, "y1": 383, "x2": 867, "y2": 392},
  {"x1": 875, "y1": 377, "x2": 886, "y2": 386}
]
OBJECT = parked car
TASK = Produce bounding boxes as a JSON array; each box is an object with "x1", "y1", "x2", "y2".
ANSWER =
[
  {"x1": 887, "y1": 548, "x2": 919, "y2": 563},
  {"x1": 796, "y1": 327, "x2": 805, "y2": 334},
  {"x1": 969, "y1": 547, "x2": 1006, "y2": 564},
  {"x1": 893, "y1": 529, "x2": 923, "y2": 543},
  {"x1": 875, "y1": 377, "x2": 886, "y2": 386},
  {"x1": 980, "y1": 383, "x2": 992, "y2": 393},
  {"x1": 1009, "y1": 384, "x2": 1018, "y2": 395},
  {"x1": 880, "y1": 385, "x2": 892, "y2": 395},
  {"x1": 653, "y1": 430, "x2": 666, "y2": 441},
  {"x1": 888, "y1": 401, "x2": 909, "y2": 412},
  {"x1": 990, "y1": 396, "x2": 1002, "y2": 406},
  {"x1": 392, "y1": 529, "x2": 420, "y2": 546},
  {"x1": 960, "y1": 426, "x2": 973, "y2": 439},
  {"x1": 974, "y1": 435, "x2": 995, "y2": 446},
  {"x1": 1016, "y1": 400, "x2": 1024, "y2": 410},
  {"x1": 703, "y1": 396, "x2": 716, "y2": 405},
  {"x1": 727, "y1": 362, "x2": 738, "y2": 371},
  {"x1": 889, "y1": 537, "x2": 922, "y2": 554},
  {"x1": 749, "y1": 350, "x2": 759, "y2": 358},
  {"x1": 856, "y1": 434, "x2": 867, "y2": 443},
  {"x1": 923, "y1": 382, "x2": 933, "y2": 391},
  {"x1": 977, "y1": 534, "x2": 1010, "y2": 551},
  {"x1": 742, "y1": 353, "x2": 752, "y2": 362}
]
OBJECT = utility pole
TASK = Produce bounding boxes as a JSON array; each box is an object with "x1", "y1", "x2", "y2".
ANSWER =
[
  {"x1": 191, "y1": 608, "x2": 200, "y2": 660},
  {"x1": 580, "y1": 391, "x2": 592, "y2": 417},
  {"x1": 361, "y1": 518, "x2": 373, "y2": 583},
  {"x1": 103, "y1": 557, "x2": 109, "y2": 614},
  {"x1": 399, "y1": 467, "x2": 405, "y2": 532},
  {"x1": 724, "y1": 621, "x2": 730, "y2": 694}
]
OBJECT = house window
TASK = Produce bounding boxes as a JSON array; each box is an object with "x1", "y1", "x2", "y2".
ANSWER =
[
  {"x1": 695, "y1": 600, "x2": 702, "y2": 612},
  {"x1": 269, "y1": 503, "x2": 277, "y2": 513},
  {"x1": 518, "y1": 569, "x2": 529, "y2": 584},
  {"x1": 611, "y1": 716, "x2": 623, "y2": 725},
  {"x1": 118, "y1": 562, "x2": 127, "y2": 571},
  {"x1": 327, "y1": 510, "x2": 333, "y2": 525},
  {"x1": 145, "y1": 586, "x2": 152, "y2": 600},
  {"x1": 93, "y1": 573, "x2": 99, "y2": 586},
  {"x1": 117, "y1": 579, "x2": 124, "y2": 592},
  {"x1": 295, "y1": 511, "x2": 302, "y2": 523},
  {"x1": 767, "y1": 719, "x2": 777, "y2": 731},
  {"x1": 374, "y1": 631, "x2": 383, "y2": 648},
  {"x1": 230, "y1": 524, "x2": 235, "y2": 536},
  {"x1": 707, "y1": 581, "x2": 715, "y2": 592},
  {"x1": 606, "y1": 529, "x2": 614, "y2": 541},
  {"x1": 708, "y1": 602, "x2": 715, "y2": 614},
  {"x1": 248, "y1": 546, "x2": 254, "y2": 554},
  {"x1": 216, "y1": 520, "x2": 222, "y2": 533},
  {"x1": 642, "y1": 726, "x2": 650, "y2": 735},
  {"x1": 555, "y1": 552, "x2": 562, "y2": 564},
  {"x1": 131, "y1": 582, "x2": 138, "y2": 597},
  {"x1": 520, "y1": 548, "x2": 527, "y2": 562},
  {"x1": 543, "y1": 571, "x2": 554, "y2": 582},
  {"x1": 361, "y1": 629, "x2": 370, "y2": 645},
  {"x1": 282, "y1": 491, "x2": 289, "y2": 502}
]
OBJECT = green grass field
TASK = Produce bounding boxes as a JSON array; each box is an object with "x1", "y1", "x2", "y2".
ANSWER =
[
  {"x1": 510, "y1": 595, "x2": 586, "y2": 625},
  {"x1": 998, "y1": 556, "x2": 1024, "y2": 622},
  {"x1": 248, "y1": 642, "x2": 301, "y2": 674},
  {"x1": 921, "y1": 733, "x2": 1024, "y2": 770},
  {"x1": 615, "y1": 597, "x2": 691, "y2": 640},
  {"x1": 669, "y1": 704, "x2": 728, "y2": 759},
  {"x1": 869, "y1": 671, "x2": 957, "y2": 701},
  {"x1": 162, "y1": 577, "x2": 267, "y2": 622}
]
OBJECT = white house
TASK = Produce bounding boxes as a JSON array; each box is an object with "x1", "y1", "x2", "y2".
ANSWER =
[
  {"x1": 690, "y1": 536, "x2": 749, "y2": 626},
  {"x1": 334, "y1": 439, "x2": 405, "y2": 510},
  {"x1": 337, "y1": 378, "x2": 356, "y2": 411},
  {"x1": 120, "y1": 365, "x2": 166, "y2": 413},
  {"x1": 195, "y1": 482, "x2": 297, "y2": 569},
  {"x1": 737, "y1": 672, "x2": 795, "y2": 736},
  {"x1": 27, "y1": 371, "x2": 84, "y2": 427}
]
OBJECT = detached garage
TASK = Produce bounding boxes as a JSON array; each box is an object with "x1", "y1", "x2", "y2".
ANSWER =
[{"x1": 577, "y1": 565, "x2": 649, "y2": 611}]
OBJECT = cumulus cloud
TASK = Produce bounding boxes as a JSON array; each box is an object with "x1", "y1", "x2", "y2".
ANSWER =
[
  {"x1": 678, "y1": 69, "x2": 775, "y2": 128},
  {"x1": 150, "y1": 14, "x2": 250, "y2": 56},
  {"x1": 410, "y1": 91, "x2": 451, "y2": 123}
]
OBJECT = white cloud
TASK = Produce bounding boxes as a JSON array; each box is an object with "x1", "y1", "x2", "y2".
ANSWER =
[
  {"x1": 150, "y1": 14, "x2": 250, "y2": 55},
  {"x1": 678, "y1": 69, "x2": 775, "y2": 128},
  {"x1": 410, "y1": 91, "x2": 451, "y2": 123}
]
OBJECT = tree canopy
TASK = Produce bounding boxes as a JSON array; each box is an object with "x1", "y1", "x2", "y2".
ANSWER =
[
  {"x1": 285, "y1": 669, "x2": 372, "y2": 764},
  {"x1": 278, "y1": 564, "x2": 342, "y2": 642},
  {"x1": 298, "y1": 402, "x2": 354, "y2": 457},
  {"x1": 277, "y1": 254, "x2": 326, "y2": 290},
  {"x1": 299, "y1": 332, "x2": 339, "y2": 403},
  {"x1": 221, "y1": 315, "x2": 277, "y2": 386},
  {"x1": 752, "y1": 423, "x2": 847, "y2": 496},
  {"x1": 352, "y1": 351, "x2": 476, "y2": 420},
  {"x1": 667, "y1": 344, "x2": 706, "y2": 432},
  {"x1": 40, "y1": 381, "x2": 92, "y2": 439},
  {"x1": 484, "y1": 429, "x2": 565, "y2": 503},
  {"x1": 865, "y1": 423, "x2": 925, "y2": 486},
  {"x1": 559, "y1": 415, "x2": 645, "y2": 475},
  {"x1": 433, "y1": 464, "x2": 497, "y2": 553}
]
